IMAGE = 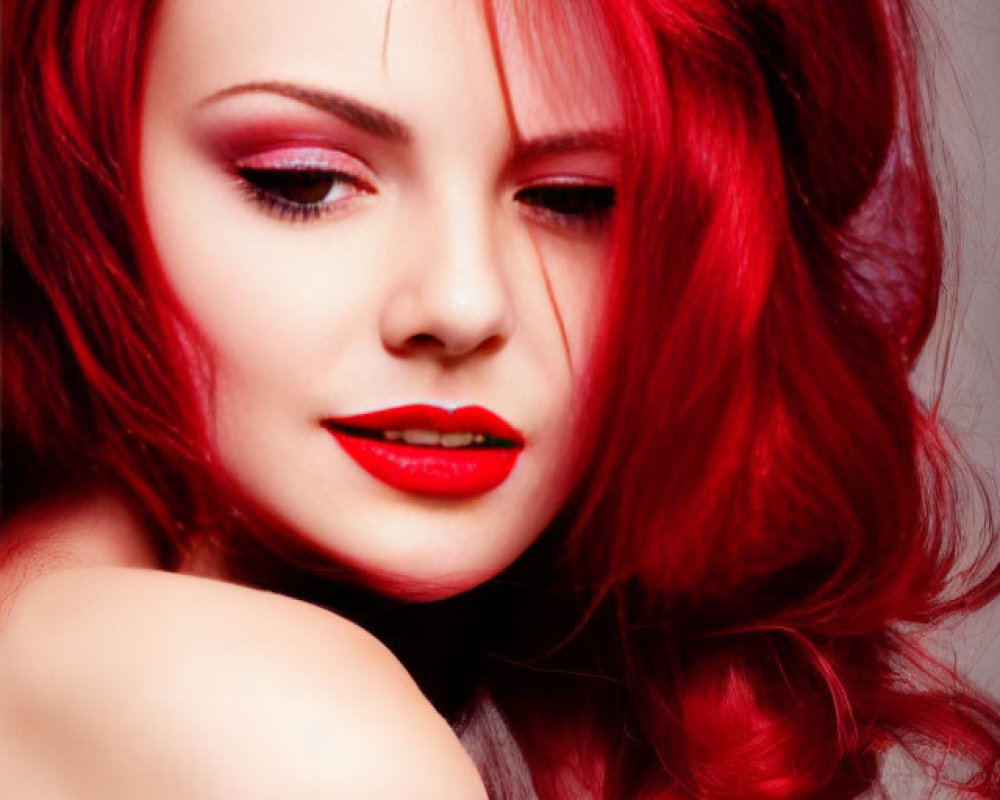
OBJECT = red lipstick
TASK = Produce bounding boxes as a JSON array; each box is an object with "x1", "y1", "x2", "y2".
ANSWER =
[{"x1": 323, "y1": 404, "x2": 524, "y2": 498}]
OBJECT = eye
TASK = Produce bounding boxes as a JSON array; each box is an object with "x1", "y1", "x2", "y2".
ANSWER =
[
  {"x1": 236, "y1": 167, "x2": 372, "y2": 222},
  {"x1": 514, "y1": 181, "x2": 617, "y2": 233},
  {"x1": 240, "y1": 168, "x2": 346, "y2": 204},
  {"x1": 229, "y1": 147, "x2": 376, "y2": 222}
]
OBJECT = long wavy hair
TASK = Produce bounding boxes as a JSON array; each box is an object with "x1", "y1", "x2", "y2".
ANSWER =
[{"x1": 4, "y1": 0, "x2": 999, "y2": 797}]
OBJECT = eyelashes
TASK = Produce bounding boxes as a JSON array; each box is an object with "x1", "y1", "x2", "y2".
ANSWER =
[
  {"x1": 235, "y1": 166, "x2": 371, "y2": 222},
  {"x1": 232, "y1": 155, "x2": 617, "y2": 232},
  {"x1": 514, "y1": 183, "x2": 617, "y2": 233}
]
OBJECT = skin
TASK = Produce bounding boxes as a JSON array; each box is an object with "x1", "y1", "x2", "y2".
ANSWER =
[
  {"x1": 0, "y1": 0, "x2": 621, "y2": 795},
  {"x1": 0, "y1": 567, "x2": 488, "y2": 799}
]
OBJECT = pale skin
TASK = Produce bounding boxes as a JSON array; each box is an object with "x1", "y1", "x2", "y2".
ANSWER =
[{"x1": 0, "y1": 0, "x2": 621, "y2": 796}]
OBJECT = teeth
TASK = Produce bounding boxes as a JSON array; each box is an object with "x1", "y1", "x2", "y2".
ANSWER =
[
  {"x1": 441, "y1": 432, "x2": 475, "y2": 448},
  {"x1": 383, "y1": 429, "x2": 482, "y2": 447},
  {"x1": 401, "y1": 429, "x2": 441, "y2": 446}
]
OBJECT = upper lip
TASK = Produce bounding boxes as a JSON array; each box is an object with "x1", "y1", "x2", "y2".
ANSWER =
[{"x1": 323, "y1": 404, "x2": 525, "y2": 445}]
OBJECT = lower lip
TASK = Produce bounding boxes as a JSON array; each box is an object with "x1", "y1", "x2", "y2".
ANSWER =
[{"x1": 328, "y1": 430, "x2": 522, "y2": 498}]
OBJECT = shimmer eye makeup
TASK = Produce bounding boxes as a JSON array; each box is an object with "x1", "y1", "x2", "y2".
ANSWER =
[{"x1": 229, "y1": 145, "x2": 376, "y2": 222}]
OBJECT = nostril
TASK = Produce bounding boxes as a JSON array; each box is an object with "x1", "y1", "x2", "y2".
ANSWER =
[{"x1": 406, "y1": 332, "x2": 442, "y2": 349}]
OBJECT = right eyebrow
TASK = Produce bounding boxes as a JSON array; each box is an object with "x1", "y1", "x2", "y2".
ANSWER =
[{"x1": 198, "y1": 81, "x2": 413, "y2": 144}]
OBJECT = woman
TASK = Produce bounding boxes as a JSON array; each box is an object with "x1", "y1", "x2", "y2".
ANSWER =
[{"x1": 3, "y1": 0, "x2": 999, "y2": 797}]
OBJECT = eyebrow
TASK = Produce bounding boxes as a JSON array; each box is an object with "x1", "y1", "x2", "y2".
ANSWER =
[
  {"x1": 198, "y1": 81, "x2": 413, "y2": 143},
  {"x1": 513, "y1": 131, "x2": 622, "y2": 161}
]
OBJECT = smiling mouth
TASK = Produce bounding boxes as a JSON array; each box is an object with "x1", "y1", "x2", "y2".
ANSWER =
[{"x1": 323, "y1": 404, "x2": 524, "y2": 498}]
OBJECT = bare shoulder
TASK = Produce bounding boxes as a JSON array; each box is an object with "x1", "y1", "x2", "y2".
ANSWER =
[{"x1": 0, "y1": 567, "x2": 486, "y2": 800}]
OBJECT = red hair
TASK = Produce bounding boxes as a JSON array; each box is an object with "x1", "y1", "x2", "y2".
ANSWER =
[
  {"x1": 3, "y1": 0, "x2": 999, "y2": 797},
  {"x1": 1, "y1": 0, "x2": 211, "y2": 561}
]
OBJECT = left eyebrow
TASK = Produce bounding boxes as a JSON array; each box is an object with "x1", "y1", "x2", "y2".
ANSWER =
[{"x1": 513, "y1": 130, "x2": 622, "y2": 160}]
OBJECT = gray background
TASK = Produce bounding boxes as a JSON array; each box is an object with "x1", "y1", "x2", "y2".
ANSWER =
[
  {"x1": 884, "y1": 1, "x2": 1000, "y2": 793},
  {"x1": 919, "y1": 0, "x2": 999, "y2": 698}
]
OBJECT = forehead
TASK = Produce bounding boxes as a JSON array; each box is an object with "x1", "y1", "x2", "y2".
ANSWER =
[{"x1": 144, "y1": 0, "x2": 620, "y2": 140}]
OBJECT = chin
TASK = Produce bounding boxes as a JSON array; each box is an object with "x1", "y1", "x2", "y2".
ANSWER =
[
  {"x1": 336, "y1": 550, "x2": 510, "y2": 602},
  {"x1": 219, "y1": 470, "x2": 551, "y2": 602}
]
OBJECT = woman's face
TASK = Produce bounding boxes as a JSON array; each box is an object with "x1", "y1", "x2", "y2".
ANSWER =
[{"x1": 141, "y1": 0, "x2": 620, "y2": 598}]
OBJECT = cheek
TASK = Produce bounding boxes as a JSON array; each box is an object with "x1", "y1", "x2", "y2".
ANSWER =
[{"x1": 532, "y1": 234, "x2": 608, "y2": 378}]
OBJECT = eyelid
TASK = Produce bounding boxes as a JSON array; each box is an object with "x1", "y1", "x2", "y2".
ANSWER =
[
  {"x1": 232, "y1": 145, "x2": 377, "y2": 183},
  {"x1": 516, "y1": 172, "x2": 616, "y2": 188}
]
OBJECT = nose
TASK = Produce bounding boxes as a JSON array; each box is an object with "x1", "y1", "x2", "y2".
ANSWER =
[{"x1": 380, "y1": 197, "x2": 514, "y2": 361}]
